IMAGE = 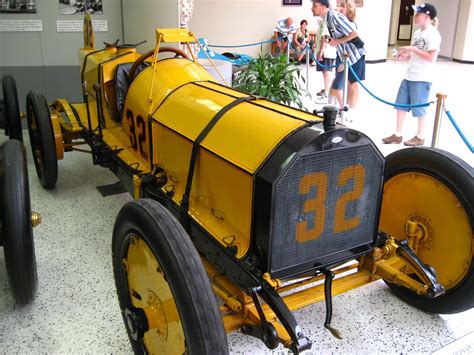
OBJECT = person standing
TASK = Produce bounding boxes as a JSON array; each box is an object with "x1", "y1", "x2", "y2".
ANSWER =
[
  {"x1": 314, "y1": 14, "x2": 337, "y2": 103},
  {"x1": 383, "y1": 3, "x2": 441, "y2": 146},
  {"x1": 311, "y1": 0, "x2": 366, "y2": 124}
]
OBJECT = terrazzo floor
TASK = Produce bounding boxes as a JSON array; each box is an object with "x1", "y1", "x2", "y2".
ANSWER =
[{"x1": 1, "y1": 59, "x2": 473, "y2": 354}]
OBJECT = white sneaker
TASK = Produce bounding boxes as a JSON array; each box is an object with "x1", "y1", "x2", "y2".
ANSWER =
[
  {"x1": 345, "y1": 112, "x2": 353, "y2": 124},
  {"x1": 336, "y1": 112, "x2": 345, "y2": 125},
  {"x1": 315, "y1": 94, "x2": 328, "y2": 104}
]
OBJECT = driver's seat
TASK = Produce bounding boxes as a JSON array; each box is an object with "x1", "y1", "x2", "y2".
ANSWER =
[{"x1": 115, "y1": 62, "x2": 150, "y2": 122}]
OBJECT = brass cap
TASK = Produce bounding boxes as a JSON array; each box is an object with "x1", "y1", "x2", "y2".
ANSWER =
[{"x1": 31, "y1": 211, "x2": 42, "y2": 228}]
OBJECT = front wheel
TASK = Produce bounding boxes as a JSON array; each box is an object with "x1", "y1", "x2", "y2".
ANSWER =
[
  {"x1": 0, "y1": 140, "x2": 38, "y2": 304},
  {"x1": 379, "y1": 147, "x2": 473, "y2": 314},
  {"x1": 112, "y1": 199, "x2": 228, "y2": 354}
]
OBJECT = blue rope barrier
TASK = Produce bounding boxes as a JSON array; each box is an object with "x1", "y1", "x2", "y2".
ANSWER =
[
  {"x1": 307, "y1": 45, "x2": 339, "y2": 69},
  {"x1": 444, "y1": 109, "x2": 474, "y2": 153},
  {"x1": 348, "y1": 65, "x2": 434, "y2": 109},
  {"x1": 208, "y1": 36, "x2": 286, "y2": 48}
]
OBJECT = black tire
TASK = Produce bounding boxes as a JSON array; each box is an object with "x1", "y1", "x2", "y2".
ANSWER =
[
  {"x1": 380, "y1": 147, "x2": 473, "y2": 314},
  {"x1": 0, "y1": 140, "x2": 38, "y2": 304},
  {"x1": 112, "y1": 199, "x2": 228, "y2": 354},
  {"x1": 26, "y1": 90, "x2": 58, "y2": 189},
  {"x1": 2, "y1": 75, "x2": 23, "y2": 142}
]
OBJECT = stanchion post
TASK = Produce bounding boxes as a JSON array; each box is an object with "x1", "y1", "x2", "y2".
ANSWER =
[
  {"x1": 306, "y1": 46, "x2": 310, "y2": 93},
  {"x1": 431, "y1": 92, "x2": 447, "y2": 148},
  {"x1": 286, "y1": 34, "x2": 292, "y2": 64},
  {"x1": 342, "y1": 53, "x2": 350, "y2": 109}
]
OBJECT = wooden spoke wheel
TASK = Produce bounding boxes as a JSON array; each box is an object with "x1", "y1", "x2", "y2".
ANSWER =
[
  {"x1": 26, "y1": 90, "x2": 58, "y2": 189},
  {"x1": 2, "y1": 75, "x2": 23, "y2": 142},
  {"x1": 112, "y1": 199, "x2": 228, "y2": 354},
  {"x1": 379, "y1": 147, "x2": 473, "y2": 314},
  {"x1": 0, "y1": 140, "x2": 38, "y2": 304}
]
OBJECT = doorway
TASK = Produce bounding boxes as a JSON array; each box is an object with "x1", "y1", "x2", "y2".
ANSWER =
[{"x1": 397, "y1": 0, "x2": 415, "y2": 42}]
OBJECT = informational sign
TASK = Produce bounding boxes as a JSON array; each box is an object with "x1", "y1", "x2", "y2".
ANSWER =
[
  {"x1": 0, "y1": 19, "x2": 43, "y2": 32},
  {"x1": 56, "y1": 19, "x2": 108, "y2": 32}
]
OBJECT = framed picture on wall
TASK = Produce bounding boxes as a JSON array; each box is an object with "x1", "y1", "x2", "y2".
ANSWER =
[
  {"x1": 283, "y1": 0, "x2": 303, "y2": 5},
  {"x1": 59, "y1": 0, "x2": 103, "y2": 15},
  {"x1": 0, "y1": 0, "x2": 37, "y2": 14}
]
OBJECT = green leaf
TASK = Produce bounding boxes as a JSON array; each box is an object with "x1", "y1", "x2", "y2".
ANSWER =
[{"x1": 231, "y1": 53, "x2": 306, "y2": 110}]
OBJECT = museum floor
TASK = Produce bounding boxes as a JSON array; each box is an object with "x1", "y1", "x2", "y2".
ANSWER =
[{"x1": 0, "y1": 59, "x2": 473, "y2": 353}]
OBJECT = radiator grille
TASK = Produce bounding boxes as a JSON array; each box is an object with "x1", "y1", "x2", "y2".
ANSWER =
[{"x1": 270, "y1": 144, "x2": 384, "y2": 275}]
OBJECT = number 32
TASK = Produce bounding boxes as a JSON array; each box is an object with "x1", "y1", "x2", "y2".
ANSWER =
[
  {"x1": 296, "y1": 165, "x2": 365, "y2": 243},
  {"x1": 126, "y1": 109, "x2": 148, "y2": 160}
]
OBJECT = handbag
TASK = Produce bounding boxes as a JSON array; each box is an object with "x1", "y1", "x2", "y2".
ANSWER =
[
  {"x1": 327, "y1": 11, "x2": 365, "y2": 49},
  {"x1": 350, "y1": 36, "x2": 365, "y2": 49}
]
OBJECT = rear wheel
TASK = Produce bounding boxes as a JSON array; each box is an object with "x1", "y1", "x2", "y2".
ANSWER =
[
  {"x1": 112, "y1": 199, "x2": 228, "y2": 354},
  {"x1": 379, "y1": 147, "x2": 473, "y2": 314},
  {"x1": 2, "y1": 75, "x2": 23, "y2": 142},
  {"x1": 26, "y1": 90, "x2": 58, "y2": 189},
  {"x1": 0, "y1": 139, "x2": 38, "y2": 304}
]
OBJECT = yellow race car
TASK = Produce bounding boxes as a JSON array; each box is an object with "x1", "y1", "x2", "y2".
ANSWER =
[{"x1": 24, "y1": 15, "x2": 473, "y2": 354}]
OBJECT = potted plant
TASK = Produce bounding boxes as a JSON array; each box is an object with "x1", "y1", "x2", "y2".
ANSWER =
[{"x1": 233, "y1": 54, "x2": 305, "y2": 110}]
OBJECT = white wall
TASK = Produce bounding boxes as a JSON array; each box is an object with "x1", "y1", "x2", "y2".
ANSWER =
[
  {"x1": 0, "y1": 0, "x2": 123, "y2": 67},
  {"x1": 122, "y1": 0, "x2": 179, "y2": 50},
  {"x1": 388, "y1": 0, "x2": 400, "y2": 45},
  {"x1": 453, "y1": 0, "x2": 474, "y2": 61},
  {"x1": 429, "y1": 0, "x2": 460, "y2": 58},
  {"x1": 189, "y1": 0, "x2": 314, "y2": 57},
  {"x1": 355, "y1": 0, "x2": 392, "y2": 61},
  {"x1": 189, "y1": 0, "x2": 392, "y2": 62}
]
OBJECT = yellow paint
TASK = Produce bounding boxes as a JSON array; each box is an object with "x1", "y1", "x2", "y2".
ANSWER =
[
  {"x1": 152, "y1": 123, "x2": 253, "y2": 258},
  {"x1": 51, "y1": 99, "x2": 83, "y2": 133},
  {"x1": 126, "y1": 235, "x2": 186, "y2": 354},
  {"x1": 213, "y1": 262, "x2": 372, "y2": 341},
  {"x1": 133, "y1": 175, "x2": 141, "y2": 200},
  {"x1": 79, "y1": 48, "x2": 140, "y2": 101},
  {"x1": 122, "y1": 58, "x2": 215, "y2": 169},
  {"x1": 333, "y1": 164, "x2": 365, "y2": 233},
  {"x1": 153, "y1": 81, "x2": 306, "y2": 173},
  {"x1": 156, "y1": 28, "x2": 196, "y2": 43},
  {"x1": 49, "y1": 113, "x2": 64, "y2": 160},
  {"x1": 296, "y1": 172, "x2": 328, "y2": 243},
  {"x1": 198, "y1": 81, "x2": 319, "y2": 123},
  {"x1": 83, "y1": 13, "x2": 94, "y2": 50},
  {"x1": 379, "y1": 172, "x2": 473, "y2": 290},
  {"x1": 69, "y1": 101, "x2": 151, "y2": 174}
]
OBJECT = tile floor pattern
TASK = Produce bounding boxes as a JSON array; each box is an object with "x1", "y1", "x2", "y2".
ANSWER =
[{"x1": 0, "y1": 59, "x2": 473, "y2": 353}]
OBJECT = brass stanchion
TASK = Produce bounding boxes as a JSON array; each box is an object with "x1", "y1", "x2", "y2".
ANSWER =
[
  {"x1": 286, "y1": 34, "x2": 292, "y2": 64},
  {"x1": 306, "y1": 47, "x2": 310, "y2": 93},
  {"x1": 342, "y1": 53, "x2": 350, "y2": 110},
  {"x1": 432, "y1": 93, "x2": 447, "y2": 148}
]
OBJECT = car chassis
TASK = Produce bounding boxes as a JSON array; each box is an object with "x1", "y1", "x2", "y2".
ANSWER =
[{"x1": 22, "y1": 15, "x2": 474, "y2": 354}]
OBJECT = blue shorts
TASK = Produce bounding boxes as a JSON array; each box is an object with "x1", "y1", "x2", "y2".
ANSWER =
[
  {"x1": 395, "y1": 79, "x2": 432, "y2": 117},
  {"x1": 332, "y1": 55, "x2": 365, "y2": 90}
]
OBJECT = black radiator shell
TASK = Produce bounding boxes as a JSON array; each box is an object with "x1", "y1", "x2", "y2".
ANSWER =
[{"x1": 253, "y1": 127, "x2": 385, "y2": 279}]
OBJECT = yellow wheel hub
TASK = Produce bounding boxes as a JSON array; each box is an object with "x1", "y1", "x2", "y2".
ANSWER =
[
  {"x1": 124, "y1": 235, "x2": 185, "y2": 353},
  {"x1": 380, "y1": 172, "x2": 473, "y2": 290}
]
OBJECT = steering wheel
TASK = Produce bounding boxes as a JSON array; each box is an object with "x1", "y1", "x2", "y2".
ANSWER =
[{"x1": 129, "y1": 47, "x2": 190, "y2": 82}]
